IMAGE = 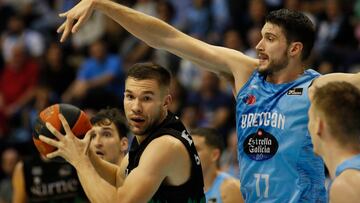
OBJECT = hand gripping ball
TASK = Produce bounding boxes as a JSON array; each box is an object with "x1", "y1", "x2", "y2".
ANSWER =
[{"x1": 32, "y1": 103, "x2": 92, "y2": 158}]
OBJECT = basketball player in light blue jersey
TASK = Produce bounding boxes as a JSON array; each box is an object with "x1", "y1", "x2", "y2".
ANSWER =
[
  {"x1": 55, "y1": 1, "x2": 360, "y2": 202},
  {"x1": 192, "y1": 128, "x2": 243, "y2": 203},
  {"x1": 308, "y1": 82, "x2": 360, "y2": 203}
]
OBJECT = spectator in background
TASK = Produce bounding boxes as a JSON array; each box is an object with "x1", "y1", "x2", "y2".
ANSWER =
[
  {"x1": 184, "y1": 0, "x2": 211, "y2": 40},
  {"x1": 0, "y1": 43, "x2": 39, "y2": 140},
  {"x1": 244, "y1": 26, "x2": 262, "y2": 58},
  {"x1": 38, "y1": 42, "x2": 76, "y2": 102},
  {"x1": 315, "y1": 0, "x2": 357, "y2": 72},
  {"x1": 192, "y1": 128, "x2": 243, "y2": 203},
  {"x1": 182, "y1": 71, "x2": 234, "y2": 135},
  {"x1": 241, "y1": 0, "x2": 267, "y2": 40},
  {"x1": 168, "y1": 78, "x2": 187, "y2": 117},
  {"x1": 0, "y1": 148, "x2": 19, "y2": 203},
  {"x1": 1, "y1": 15, "x2": 44, "y2": 62},
  {"x1": 62, "y1": 39, "x2": 124, "y2": 110},
  {"x1": 207, "y1": 0, "x2": 230, "y2": 44}
]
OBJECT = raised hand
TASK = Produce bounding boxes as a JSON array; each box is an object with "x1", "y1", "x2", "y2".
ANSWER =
[
  {"x1": 39, "y1": 114, "x2": 92, "y2": 168},
  {"x1": 57, "y1": 0, "x2": 95, "y2": 42}
]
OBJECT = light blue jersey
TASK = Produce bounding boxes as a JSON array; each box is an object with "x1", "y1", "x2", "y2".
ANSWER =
[
  {"x1": 335, "y1": 154, "x2": 360, "y2": 177},
  {"x1": 236, "y1": 69, "x2": 326, "y2": 202},
  {"x1": 205, "y1": 172, "x2": 233, "y2": 203}
]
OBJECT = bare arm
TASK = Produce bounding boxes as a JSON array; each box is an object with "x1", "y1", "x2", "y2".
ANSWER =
[
  {"x1": 39, "y1": 114, "x2": 191, "y2": 203},
  {"x1": 12, "y1": 162, "x2": 27, "y2": 203},
  {"x1": 309, "y1": 72, "x2": 360, "y2": 98},
  {"x1": 220, "y1": 178, "x2": 244, "y2": 203},
  {"x1": 58, "y1": 0, "x2": 258, "y2": 92},
  {"x1": 87, "y1": 147, "x2": 126, "y2": 186}
]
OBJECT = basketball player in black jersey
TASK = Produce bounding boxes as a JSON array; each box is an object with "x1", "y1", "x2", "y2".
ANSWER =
[{"x1": 39, "y1": 63, "x2": 205, "y2": 203}]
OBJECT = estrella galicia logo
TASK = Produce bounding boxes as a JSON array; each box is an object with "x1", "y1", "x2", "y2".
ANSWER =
[
  {"x1": 243, "y1": 129, "x2": 278, "y2": 161},
  {"x1": 242, "y1": 94, "x2": 256, "y2": 105},
  {"x1": 287, "y1": 87, "x2": 303, "y2": 95}
]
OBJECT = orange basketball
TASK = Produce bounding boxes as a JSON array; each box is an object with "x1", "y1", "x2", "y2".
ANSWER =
[{"x1": 32, "y1": 103, "x2": 92, "y2": 157}]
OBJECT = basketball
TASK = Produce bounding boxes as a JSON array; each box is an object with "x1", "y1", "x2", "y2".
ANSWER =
[{"x1": 32, "y1": 103, "x2": 92, "y2": 157}]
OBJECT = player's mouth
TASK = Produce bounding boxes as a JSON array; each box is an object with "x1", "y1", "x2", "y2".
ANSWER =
[
  {"x1": 95, "y1": 150, "x2": 104, "y2": 156},
  {"x1": 130, "y1": 117, "x2": 146, "y2": 127},
  {"x1": 131, "y1": 117, "x2": 145, "y2": 123},
  {"x1": 258, "y1": 53, "x2": 269, "y2": 63}
]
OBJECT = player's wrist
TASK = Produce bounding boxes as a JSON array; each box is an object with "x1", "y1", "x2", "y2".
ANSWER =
[{"x1": 73, "y1": 155, "x2": 92, "y2": 170}]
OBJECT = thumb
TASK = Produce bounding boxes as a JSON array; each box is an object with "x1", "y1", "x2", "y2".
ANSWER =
[{"x1": 83, "y1": 132, "x2": 93, "y2": 155}]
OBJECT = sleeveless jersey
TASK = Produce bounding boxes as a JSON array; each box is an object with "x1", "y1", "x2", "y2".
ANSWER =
[
  {"x1": 126, "y1": 112, "x2": 205, "y2": 203},
  {"x1": 23, "y1": 156, "x2": 88, "y2": 203},
  {"x1": 205, "y1": 172, "x2": 233, "y2": 203},
  {"x1": 335, "y1": 154, "x2": 360, "y2": 177},
  {"x1": 236, "y1": 69, "x2": 326, "y2": 202}
]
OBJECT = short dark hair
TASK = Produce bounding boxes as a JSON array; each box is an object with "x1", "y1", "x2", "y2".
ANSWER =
[
  {"x1": 312, "y1": 82, "x2": 360, "y2": 151},
  {"x1": 126, "y1": 62, "x2": 172, "y2": 89},
  {"x1": 91, "y1": 108, "x2": 128, "y2": 139},
  {"x1": 191, "y1": 128, "x2": 225, "y2": 153},
  {"x1": 266, "y1": 9, "x2": 315, "y2": 61}
]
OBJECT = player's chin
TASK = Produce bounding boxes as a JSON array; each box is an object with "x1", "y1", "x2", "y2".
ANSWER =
[
  {"x1": 129, "y1": 126, "x2": 146, "y2": 136},
  {"x1": 258, "y1": 65, "x2": 269, "y2": 74}
]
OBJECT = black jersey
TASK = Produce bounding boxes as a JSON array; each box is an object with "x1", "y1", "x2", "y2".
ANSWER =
[
  {"x1": 126, "y1": 112, "x2": 205, "y2": 203},
  {"x1": 22, "y1": 155, "x2": 88, "y2": 203}
]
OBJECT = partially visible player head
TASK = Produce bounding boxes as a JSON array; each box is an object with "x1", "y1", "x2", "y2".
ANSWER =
[
  {"x1": 256, "y1": 9, "x2": 315, "y2": 75},
  {"x1": 124, "y1": 62, "x2": 172, "y2": 137},
  {"x1": 191, "y1": 128, "x2": 224, "y2": 176},
  {"x1": 308, "y1": 82, "x2": 360, "y2": 156},
  {"x1": 89, "y1": 108, "x2": 129, "y2": 165}
]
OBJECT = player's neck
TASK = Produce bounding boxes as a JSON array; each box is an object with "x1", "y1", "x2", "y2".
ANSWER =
[
  {"x1": 204, "y1": 167, "x2": 219, "y2": 191},
  {"x1": 322, "y1": 145, "x2": 359, "y2": 179},
  {"x1": 266, "y1": 63, "x2": 305, "y2": 84}
]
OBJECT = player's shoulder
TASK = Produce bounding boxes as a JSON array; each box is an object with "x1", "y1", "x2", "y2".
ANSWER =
[
  {"x1": 330, "y1": 170, "x2": 360, "y2": 203},
  {"x1": 146, "y1": 134, "x2": 188, "y2": 156},
  {"x1": 220, "y1": 174, "x2": 240, "y2": 192}
]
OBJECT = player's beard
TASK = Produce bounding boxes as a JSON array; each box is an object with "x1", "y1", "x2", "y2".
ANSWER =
[
  {"x1": 259, "y1": 49, "x2": 289, "y2": 77},
  {"x1": 134, "y1": 109, "x2": 164, "y2": 137}
]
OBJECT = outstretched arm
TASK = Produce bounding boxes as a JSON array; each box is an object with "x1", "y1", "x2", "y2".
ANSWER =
[{"x1": 57, "y1": 0, "x2": 258, "y2": 92}]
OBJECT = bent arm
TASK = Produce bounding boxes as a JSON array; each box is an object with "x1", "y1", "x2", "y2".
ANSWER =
[
  {"x1": 74, "y1": 135, "x2": 189, "y2": 203},
  {"x1": 75, "y1": 157, "x2": 118, "y2": 203},
  {"x1": 88, "y1": 148, "x2": 126, "y2": 186}
]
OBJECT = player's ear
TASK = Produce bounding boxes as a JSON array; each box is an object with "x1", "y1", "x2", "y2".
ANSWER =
[
  {"x1": 120, "y1": 137, "x2": 128, "y2": 152},
  {"x1": 164, "y1": 94, "x2": 172, "y2": 108},
  {"x1": 211, "y1": 148, "x2": 221, "y2": 162},
  {"x1": 289, "y1": 42, "x2": 303, "y2": 57},
  {"x1": 316, "y1": 117, "x2": 324, "y2": 138}
]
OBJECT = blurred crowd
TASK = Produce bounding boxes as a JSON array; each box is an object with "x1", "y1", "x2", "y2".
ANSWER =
[{"x1": 1, "y1": 0, "x2": 360, "y2": 202}]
